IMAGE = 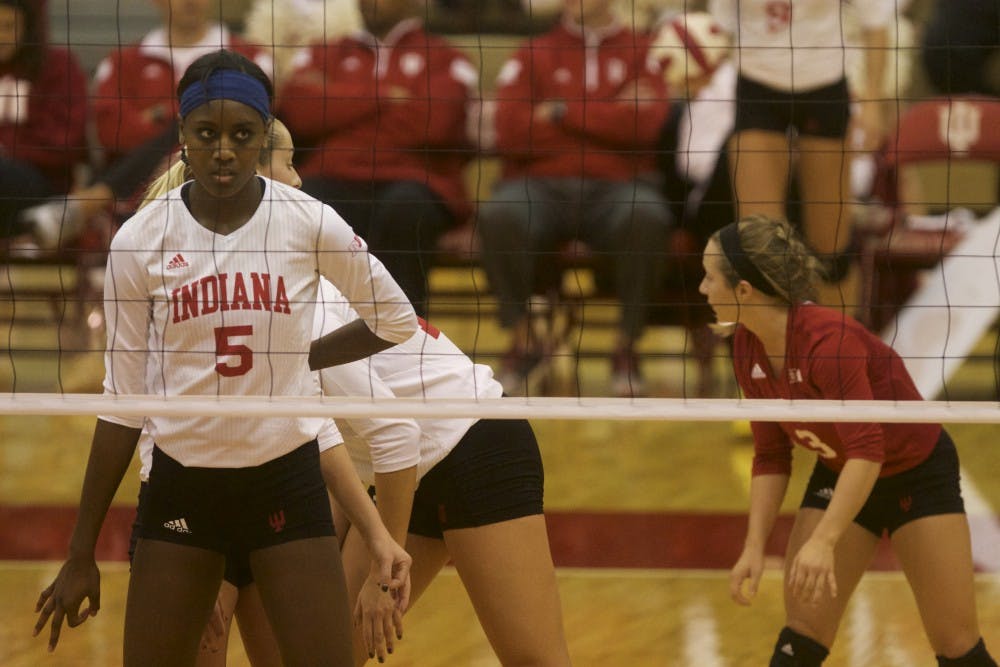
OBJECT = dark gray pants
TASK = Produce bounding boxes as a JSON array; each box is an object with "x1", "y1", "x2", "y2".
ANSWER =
[{"x1": 477, "y1": 177, "x2": 673, "y2": 341}]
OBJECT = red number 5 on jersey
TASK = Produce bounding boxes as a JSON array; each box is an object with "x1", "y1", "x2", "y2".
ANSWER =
[{"x1": 215, "y1": 325, "x2": 254, "y2": 377}]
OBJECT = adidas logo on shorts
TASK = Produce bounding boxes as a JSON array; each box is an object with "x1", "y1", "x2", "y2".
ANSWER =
[{"x1": 163, "y1": 518, "x2": 192, "y2": 534}]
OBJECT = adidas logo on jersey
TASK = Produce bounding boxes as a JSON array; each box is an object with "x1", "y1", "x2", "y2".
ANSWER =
[
  {"x1": 163, "y1": 518, "x2": 192, "y2": 534},
  {"x1": 166, "y1": 253, "x2": 189, "y2": 270},
  {"x1": 781, "y1": 643, "x2": 795, "y2": 656},
  {"x1": 751, "y1": 363, "x2": 766, "y2": 380},
  {"x1": 814, "y1": 487, "x2": 834, "y2": 501}
]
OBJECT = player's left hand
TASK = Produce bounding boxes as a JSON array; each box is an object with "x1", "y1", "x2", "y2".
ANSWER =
[
  {"x1": 199, "y1": 595, "x2": 228, "y2": 654},
  {"x1": 788, "y1": 537, "x2": 837, "y2": 606},
  {"x1": 354, "y1": 571, "x2": 404, "y2": 663},
  {"x1": 355, "y1": 535, "x2": 411, "y2": 661}
]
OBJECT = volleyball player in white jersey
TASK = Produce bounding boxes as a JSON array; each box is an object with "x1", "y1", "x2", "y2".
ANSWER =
[
  {"x1": 316, "y1": 280, "x2": 573, "y2": 666},
  {"x1": 120, "y1": 119, "x2": 412, "y2": 667},
  {"x1": 33, "y1": 50, "x2": 417, "y2": 666},
  {"x1": 707, "y1": 0, "x2": 894, "y2": 307}
]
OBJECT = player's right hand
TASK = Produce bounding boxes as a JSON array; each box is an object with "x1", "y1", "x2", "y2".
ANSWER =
[
  {"x1": 729, "y1": 548, "x2": 764, "y2": 606},
  {"x1": 33, "y1": 556, "x2": 101, "y2": 652}
]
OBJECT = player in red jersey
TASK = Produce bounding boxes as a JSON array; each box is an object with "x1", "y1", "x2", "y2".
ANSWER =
[{"x1": 699, "y1": 215, "x2": 996, "y2": 667}]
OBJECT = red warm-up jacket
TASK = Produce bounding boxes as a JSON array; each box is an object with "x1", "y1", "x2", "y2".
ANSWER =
[
  {"x1": 91, "y1": 25, "x2": 271, "y2": 162},
  {"x1": 491, "y1": 18, "x2": 670, "y2": 182},
  {"x1": 0, "y1": 47, "x2": 88, "y2": 192},
  {"x1": 279, "y1": 19, "x2": 477, "y2": 222}
]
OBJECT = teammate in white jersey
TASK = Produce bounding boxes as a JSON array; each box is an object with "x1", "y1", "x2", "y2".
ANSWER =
[
  {"x1": 33, "y1": 50, "x2": 417, "y2": 666},
  {"x1": 318, "y1": 285, "x2": 573, "y2": 667},
  {"x1": 708, "y1": 0, "x2": 894, "y2": 308}
]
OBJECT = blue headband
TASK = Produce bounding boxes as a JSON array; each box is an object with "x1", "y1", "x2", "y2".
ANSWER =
[
  {"x1": 718, "y1": 223, "x2": 779, "y2": 297},
  {"x1": 179, "y1": 70, "x2": 272, "y2": 121}
]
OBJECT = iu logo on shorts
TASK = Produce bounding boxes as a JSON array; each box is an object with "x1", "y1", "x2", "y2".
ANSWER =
[
  {"x1": 268, "y1": 510, "x2": 287, "y2": 533},
  {"x1": 899, "y1": 495, "x2": 913, "y2": 512}
]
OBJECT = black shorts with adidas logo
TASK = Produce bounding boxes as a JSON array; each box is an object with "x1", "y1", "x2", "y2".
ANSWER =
[
  {"x1": 130, "y1": 482, "x2": 255, "y2": 588},
  {"x1": 132, "y1": 440, "x2": 334, "y2": 576},
  {"x1": 800, "y1": 429, "x2": 965, "y2": 537}
]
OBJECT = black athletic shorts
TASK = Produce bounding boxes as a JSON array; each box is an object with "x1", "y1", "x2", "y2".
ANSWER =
[
  {"x1": 130, "y1": 481, "x2": 255, "y2": 588},
  {"x1": 734, "y1": 74, "x2": 851, "y2": 139},
  {"x1": 800, "y1": 430, "x2": 966, "y2": 537},
  {"x1": 136, "y1": 441, "x2": 334, "y2": 563},
  {"x1": 405, "y1": 418, "x2": 545, "y2": 539}
]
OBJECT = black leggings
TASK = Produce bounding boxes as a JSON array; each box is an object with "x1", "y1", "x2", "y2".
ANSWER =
[{"x1": 0, "y1": 157, "x2": 53, "y2": 237}]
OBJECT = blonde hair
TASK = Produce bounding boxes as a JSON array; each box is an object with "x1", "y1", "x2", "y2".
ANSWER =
[
  {"x1": 139, "y1": 119, "x2": 293, "y2": 209},
  {"x1": 139, "y1": 159, "x2": 190, "y2": 209},
  {"x1": 710, "y1": 215, "x2": 823, "y2": 304}
]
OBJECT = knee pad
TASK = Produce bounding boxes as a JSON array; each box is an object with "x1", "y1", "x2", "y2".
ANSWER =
[
  {"x1": 938, "y1": 638, "x2": 998, "y2": 666},
  {"x1": 770, "y1": 627, "x2": 830, "y2": 667}
]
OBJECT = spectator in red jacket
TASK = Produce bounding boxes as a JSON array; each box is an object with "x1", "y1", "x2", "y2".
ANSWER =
[
  {"x1": 19, "y1": 0, "x2": 271, "y2": 248},
  {"x1": 477, "y1": 0, "x2": 673, "y2": 397},
  {"x1": 278, "y1": 0, "x2": 478, "y2": 318},
  {"x1": 0, "y1": 0, "x2": 87, "y2": 244}
]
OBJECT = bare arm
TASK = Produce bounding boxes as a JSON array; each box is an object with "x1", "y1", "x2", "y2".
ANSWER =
[
  {"x1": 34, "y1": 420, "x2": 141, "y2": 650},
  {"x1": 744, "y1": 473, "x2": 790, "y2": 554},
  {"x1": 788, "y1": 458, "x2": 881, "y2": 604},
  {"x1": 320, "y1": 446, "x2": 415, "y2": 661},
  {"x1": 730, "y1": 472, "x2": 789, "y2": 605},
  {"x1": 857, "y1": 26, "x2": 889, "y2": 151},
  {"x1": 320, "y1": 446, "x2": 411, "y2": 581},
  {"x1": 309, "y1": 319, "x2": 397, "y2": 370}
]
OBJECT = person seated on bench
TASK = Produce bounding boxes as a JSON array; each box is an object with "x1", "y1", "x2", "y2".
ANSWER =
[
  {"x1": 477, "y1": 0, "x2": 673, "y2": 397},
  {"x1": 1, "y1": 0, "x2": 87, "y2": 250},
  {"x1": 279, "y1": 0, "x2": 478, "y2": 318}
]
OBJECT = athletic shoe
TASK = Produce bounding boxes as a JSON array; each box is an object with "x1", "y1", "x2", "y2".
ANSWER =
[
  {"x1": 18, "y1": 199, "x2": 83, "y2": 250},
  {"x1": 496, "y1": 345, "x2": 545, "y2": 397},
  {"x1": 610, "y1": 348, "x2": 645, "y2": 398}
]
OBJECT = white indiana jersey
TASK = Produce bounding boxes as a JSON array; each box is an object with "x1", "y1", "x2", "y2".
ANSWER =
[
  {"x1": 313, "y1": 279, "x2": 503, "y2": 486},
  {"x1": 708, "y1": 0, "x2": 895, "y2": 91},
  {"x1": 100, "y1": 177, "x2": 417, "y2": 468}
]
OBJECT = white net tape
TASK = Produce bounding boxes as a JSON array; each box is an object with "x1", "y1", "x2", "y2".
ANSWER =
[{"x1": 4, "y1": 394, "x2": 1000, "y2": 423}]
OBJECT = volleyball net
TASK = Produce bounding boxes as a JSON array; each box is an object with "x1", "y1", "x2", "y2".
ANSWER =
[{"x1": 2, "y1": 0, "x2": 999, "y2": 421}]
